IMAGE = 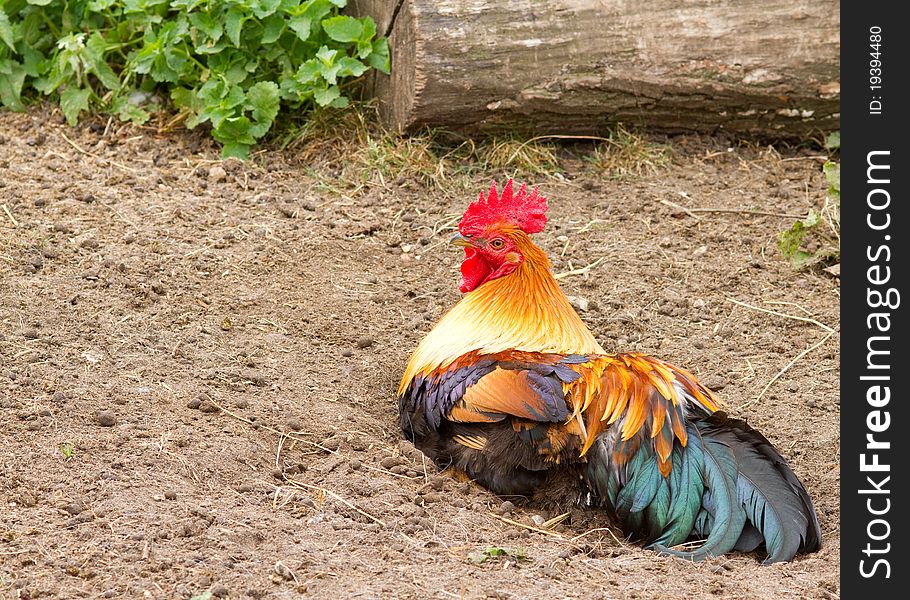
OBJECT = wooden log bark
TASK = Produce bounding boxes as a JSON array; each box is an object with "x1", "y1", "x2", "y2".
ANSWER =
[{"x1": 350, "y1": 0, "x2": 840, "y2": 139}]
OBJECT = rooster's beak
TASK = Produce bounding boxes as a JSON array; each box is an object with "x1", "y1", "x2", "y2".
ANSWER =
[{"x1": 450, "y1": 233, "x2": 473, "y2": 248}]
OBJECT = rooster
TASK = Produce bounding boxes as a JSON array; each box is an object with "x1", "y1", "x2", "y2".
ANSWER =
[{"x1": 397, "y1": 180, "x2": 821, "y2": 563}]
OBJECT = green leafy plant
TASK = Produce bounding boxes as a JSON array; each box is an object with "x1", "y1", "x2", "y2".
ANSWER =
[
  {"x1": 60, "y1": 442, "x2": 75, "y2": 460},
  {"x1": 0, "y1": 0, "x2": 389, "y2": 158},
  {"x1": 467, "y1": 546, "x2": 528, "y2": 565},
  {"x1": 778, "y1": 159, "x2": 840, "y2": 269}
]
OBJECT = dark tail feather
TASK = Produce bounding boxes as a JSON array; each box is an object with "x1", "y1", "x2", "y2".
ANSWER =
[{"x1": 586, "y1": 412, "x2": 821, "y2": 563}]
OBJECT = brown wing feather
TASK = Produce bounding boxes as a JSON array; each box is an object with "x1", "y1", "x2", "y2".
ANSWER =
[{"x1": 455, "y1": 367, "x2": 559, "y2": 422}]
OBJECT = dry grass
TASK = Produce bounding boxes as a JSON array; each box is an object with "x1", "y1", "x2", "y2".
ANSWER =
[
  {"x1": 584, "y1": 124, "x2": 671, "y2": 178},
  {"x1": 278, "y1": 109, "x2": 674, "y2": 195},
  {"x1": 472, "y1": 137, "x2": 561, "y2": 176}
]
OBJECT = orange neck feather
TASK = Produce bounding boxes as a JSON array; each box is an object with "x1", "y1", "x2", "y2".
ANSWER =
[{"x1": 398, "y1": 232, "x2": 605, "y2": 395}]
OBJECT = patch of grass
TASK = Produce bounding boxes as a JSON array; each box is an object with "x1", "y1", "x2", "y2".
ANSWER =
[
  {"x1": 280, "y1": 107, "x2": 567, "y2": 195},
  {"x1": 473, "y1": 137, "x2": 561, "y2": 177},
  {"x1": 584, "y1": 124, "x2": 671, "y2": 178},
  {"x1": 778, "y1": 159, "x2": 840, "y2": 269},
  {"x1": 280, "y1": 112, "x2": 674, "y2": 197},
  {"x1": 281, "y1": 105, "x2": 447, "y2": 191}
]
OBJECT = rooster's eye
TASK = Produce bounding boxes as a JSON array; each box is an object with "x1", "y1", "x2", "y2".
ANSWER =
[{"x1": 489, "y1": 238, "x2": 505, "y2": 249}]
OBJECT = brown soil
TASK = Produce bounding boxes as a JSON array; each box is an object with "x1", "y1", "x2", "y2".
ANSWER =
[{"x1": 1, "y1": 109, "x2": 839, "y2": 599}]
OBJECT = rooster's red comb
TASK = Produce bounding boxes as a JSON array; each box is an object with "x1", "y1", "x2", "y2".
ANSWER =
[{"x1": 458, "y1": 179, "x2": 548, "y2": 236}]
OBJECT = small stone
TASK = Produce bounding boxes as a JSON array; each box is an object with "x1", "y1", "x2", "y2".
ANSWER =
[
  {"x1": 319, "y1": 436, "x2": 340, "y2": 451},
  {"x1": 286, "y1": 418, "x2": 303, "y2": 432},
  {"x1": 164, "y1": 491, "x2": 177, "y2": 501},
  {"x1": 355, "y1": 336, "x2": 374, "y2": 349},
  {"x1": 567, "y1": 296, "x2": 589, "y2": 312},
  {"x1": 95, "y1": 410, "x2": 117, "y2": 427},
  {"x1": 350, "y1": 459, "x2": 362, "y2": 470},
  {"x1": 198, "y1": 401, "x2": 220, "y2": 414},
  {"x1": 211, "y1": 584, "x2": 229, "y2": 598},
  {"x1": 186, "y1": 398, "x2": 201, "y2": 409},
  {"x1": 341, "y1": 349, "x2": 353, "y2": 357},
  {"x1": 400, "y1": 253, "x2": 414, "y2": 264},
  {"x1": 80, "y1": 238, "x2": 100, "y2": 250},
  {"x1": 64, "y1": 502, "x2": 86, "y2": 515},
  {"x1": 380, "y1": 457, "x2": 404, "y2": 470},
  {"x1": 703, "y1": 375, "x2": 727, "y2": 391},
  {"x1": 82, "y1": 268, "x2": 99, "y2": 280},
  {"x1": 23, "y1": 328, "x2": 38, "y2": 340},
  {"x1": 29, "y1": 256, "x2": 43, "y2": 269},
  {"x1": 52, "y1": 391, "x2": 67, "y2": 402},
  {"x1": 497, "y1": 500, "x2": 516, "y2": 515},
  {"x1": 209, "y1": 165, "x2": 227, "y2": 183},
  {"x1": 123, "y1": 233, "x2": 136, "y2": 244}
]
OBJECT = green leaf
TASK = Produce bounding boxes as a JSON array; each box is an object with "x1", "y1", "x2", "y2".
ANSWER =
[
  {"x1": 366, "y1": 38, "x2": 390, "y2": 74},
  {"x1": 60, "y1": 87, "x2": 92, "y2": 126},
  {"x1": 0, "y1": 10, "x2": 16, "y2": 51},
  {"x1": 170, "y1": 0, "x2": 204, "y2": 10},
  {"x1": 27, "y1": 0, "x2": 55, "y2": 6},
  {"x1": 824, "y1": 131, "x2": 840, "y2": 151},
  {"x1": 293, "y1": 59, "x2": 320, "y2": 85},
  {"x1": 823, "y1": 161, "x2": 840, "y2": 196},
  {"x1": 313, "y1": 84, "x2": 339, "y2": 106},
  {"x1": 328, "y1": 94, "x2": 348, "y2": 108},
  {"x1": 467, "y1": 547, "x2": 527, "y2": 565},
  {"x1": 261, "y1": 15, "x2": 285, "y2": 44},
  {"x1": 246, "y1": 80, "x2": 280, "y2": 127},
  {"x1": 316, "y1": 46, "x2": 337, "y2": 65},
  {"x1": 189, "y1": 12, "x2": 223, "y2": 45},
  {"x1": 355, "y1": 17, "x2": 377, "y2": 59},
  {"x1": 0, "y1": 59, "x2": 27, "y2": 111},
  {"x1": 86, "y1": 33, "x2": 121, "y2": 91},
  {"x1": 321, "y1": 15, "x2": 363, "y2": 43},
  {"x1": 802, "y1": 208, "x2": 820, "y2": 228},
  {"x1": 358, "y1": 17, "x2": 377, "y2": 44},
  {"x1": 335, "y1": 56, "x2": 367, "y2": 79},
  {"x1": 288, "y1": 16, "x2": 312, "y2": 42},
  {"x1": 111, "y1": 93, "x2": 151, "y2": 124},
  {"x1": 250, "y1": 0, "x2": 281, "y2": 19},
  {"x1": 225, "y1": 8, "x2": 246, "y2": 47},
  {"x1": 221, "y1": 141, "x2": 251, "y2": 160}
]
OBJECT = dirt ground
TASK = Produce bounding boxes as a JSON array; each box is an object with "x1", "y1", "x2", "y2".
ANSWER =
[{"x1": 0, "y1": 108, "x2": 839, "y2": 599}]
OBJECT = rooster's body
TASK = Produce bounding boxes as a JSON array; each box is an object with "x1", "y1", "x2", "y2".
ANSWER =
[{"x1": 398, "y1": 181, "x2": 820, "y2": 563}]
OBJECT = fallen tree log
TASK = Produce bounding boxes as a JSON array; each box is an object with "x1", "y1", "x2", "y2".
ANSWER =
[{"x1": 350, "y1": 0, "x2": 840, "y2": 139}]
